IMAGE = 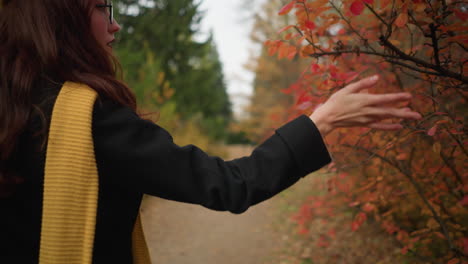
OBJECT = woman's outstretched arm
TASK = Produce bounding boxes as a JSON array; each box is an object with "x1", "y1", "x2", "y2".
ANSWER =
[{"x1": 92, "y1": 75, "x2": 421, "y2": 214}]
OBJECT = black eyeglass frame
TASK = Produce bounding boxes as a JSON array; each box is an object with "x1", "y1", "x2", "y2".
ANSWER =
[{"x1": 96, "y1": 1, "x2": 113, "y2": 24}]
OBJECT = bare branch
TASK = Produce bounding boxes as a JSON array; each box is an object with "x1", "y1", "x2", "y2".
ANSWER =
[
  {"x1": 429, "y1": 23, "x2": 441, "y2": 67},
  {"x1": 440, "y1": 150, "x2": 465, "y2": 190},
  {"x1": 293, "y1": 26, "x2": 325, "y2": 53},
  {"x1": 379, "y1": 36, "x2": 468, "y2": 83}
]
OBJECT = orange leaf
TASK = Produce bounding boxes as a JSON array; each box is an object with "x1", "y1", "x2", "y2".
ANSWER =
[
  {"x1": 395, "y1": 12, "x2": 408, "y2": 28},
  {"x1": 278, "y1": 25, "x2": 295, "y2": 34},
  {"x1": 300, "y1": 45, "x2": 315, "y2": 57},
  {"x1": 396, "y1": 153, "x2": 408, "y2": 160},
  {"x1": 296, "y1": 35, "x2": 306, "y2": 45},
  {"x1": 268, "y1": 41, "x2": 281, "y2": 56},
  {"x1": 414, "y1": 3, "x2": 425, "y2": 13},
  {"x1": 284, "y1": 33, "x2": 294, "y2": 40},
  {"x1": 278, "y1": 1, "x2": 295, "y2": 16},
  {"x1": 287, "y1": 46, "x2": 297, "y2": 60},
  {"x1": 381, "y1": 0, "x2": 391, "y2": 9},
  {"x1": 278, "y1": 43, "x2": 290, "y2": 59}
]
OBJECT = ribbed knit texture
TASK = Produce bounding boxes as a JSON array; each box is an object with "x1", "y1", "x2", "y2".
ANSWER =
[{"x1": 40, "y1": 82, "x2": 151, "y2": 264}]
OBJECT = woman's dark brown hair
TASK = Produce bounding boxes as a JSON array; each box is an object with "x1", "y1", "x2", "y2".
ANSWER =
[{"x1": 0, "y1": 0, "x2": 137, "y2": 196}]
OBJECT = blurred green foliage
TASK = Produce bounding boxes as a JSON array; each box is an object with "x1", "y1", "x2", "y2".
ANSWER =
[{"x1": 113, "y1": 0, "x2": 232, "y2": 141}]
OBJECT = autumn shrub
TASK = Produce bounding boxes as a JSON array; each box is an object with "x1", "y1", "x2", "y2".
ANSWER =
[{"x1": 267, "y1": 0, "x2": 467, "y2": 263}]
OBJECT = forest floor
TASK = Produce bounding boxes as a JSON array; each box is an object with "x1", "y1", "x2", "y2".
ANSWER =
[{"x1": 141, "y1": 145, "x2": 418, "y2": 264}]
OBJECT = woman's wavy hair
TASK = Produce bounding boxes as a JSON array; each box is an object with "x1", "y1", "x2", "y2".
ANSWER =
[{"x1": 0, "y1": 0, "x2": 137, "y2": 197}]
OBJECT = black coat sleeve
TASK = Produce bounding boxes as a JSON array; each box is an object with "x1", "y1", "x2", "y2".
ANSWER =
[{"x1": 92, "y1": 99, "x2": 332, "y2": 214}]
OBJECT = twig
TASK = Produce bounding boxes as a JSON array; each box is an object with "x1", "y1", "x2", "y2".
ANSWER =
[
  {"x1": 330, "y1": 1, "x2": 377, "y2": 52},
  {"x1": 379, "y1": 36, "x2": 468, "y2": 83},
  {"x1": 429, "y1": 23, "x2": 441, "y2": 67}
]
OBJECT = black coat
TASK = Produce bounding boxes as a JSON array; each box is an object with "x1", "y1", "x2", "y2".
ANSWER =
[{"x1": 0, "y1": 80, "x2": 331, "y2": 263}]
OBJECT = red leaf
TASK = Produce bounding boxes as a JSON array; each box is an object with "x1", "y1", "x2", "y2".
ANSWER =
[
  {"x1": 362, "y1": 0, "x2": 373, "y2": 3},
  {"x1": 454, "y1": 9, "x2": 468, "y2": 21},
  {"x1": 362, "y1": 203, "x2": 375, "y2": 212},
  {"x1": 317, "y1": 235, "x2": 330, "y2": 247},
  {"x1": 338, "y1": 172, "x2": 348, "y2": 179},
  {"x1": 278, "y1": 1, "x2": 295, "y2": 16},
  {"x1": 310, "y1": 63, "x2": 320, "y2": 73},
  {"x1": 460, "y1": 195, "x2": 468, "y2": 206},
  {"x1": 434, "y1": 232, "x2": 445, "y2": 239},
  {"x1": 277, "y1": 25, "x2": 294, "y2": 34},
  {"x1": 427, "y1": 125, "x2": 438, "y2": 136},
  {"x1": 463, "y1": 237, "x2": 468, "y2": 255},
  {"x1": 351, "y1": 212, "x2": 367, "y2": 231},
  {"x1": 296, "y1": 92, "x2": 312, "y2": 105},
  {"x1": 305, "y1": 20, "x2": 316, "y2": 30},
  {"x1": 282, "y1": 83, "x2": 300, "y2": 95},
  {"x1": 447, "y1": 258, "x2": 460, "y2": 264},
  {"x1": 298, "y1": 227, "x2": 309, "y2": 235},
  {"x1": 342, "y1": 71, "x2": 359, "y2": 83},
  {"x1": 350, "y1": 1, "x2": 365, "y2": 15},
  {"x1": 401, "y1": 245, "x2": 409, "y2": 255}
]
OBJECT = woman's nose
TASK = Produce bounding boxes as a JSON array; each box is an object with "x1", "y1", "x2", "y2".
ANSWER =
[{"x1": 109, "y1": 19, "x2": 121, "y2": 33}]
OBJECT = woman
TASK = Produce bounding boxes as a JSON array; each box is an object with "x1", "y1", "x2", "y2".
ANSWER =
[{"x1": 0, "y1": 0, "x2": 422, "y2": 263}]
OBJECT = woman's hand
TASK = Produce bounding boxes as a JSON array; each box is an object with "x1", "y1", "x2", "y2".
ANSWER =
[{"x1": 309, "y1": 75, "x2": 422, "y2": 136}]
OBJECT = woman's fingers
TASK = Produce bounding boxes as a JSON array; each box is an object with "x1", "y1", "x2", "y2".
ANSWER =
[
  {"x1": 363, "y1": 92, "x2": 413, "y2": 106},
  {"x1": 366, "y1": 106, "x2": 422, "y2": 120},
  {"x1": 310, "y1": 75, "x2": 422, "y2": 135},
  {"x1": 343, "y1": 75, "x2": 380, "y2": 93}
]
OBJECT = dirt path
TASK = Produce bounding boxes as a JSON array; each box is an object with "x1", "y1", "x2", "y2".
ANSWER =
[{"x1": 140, "y1": 145, "x2": 283, "y2": 264}]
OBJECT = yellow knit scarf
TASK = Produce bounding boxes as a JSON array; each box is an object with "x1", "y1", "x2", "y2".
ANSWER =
[{"x1": 39, "y1": 82, "x2": 151, "y2": 264}]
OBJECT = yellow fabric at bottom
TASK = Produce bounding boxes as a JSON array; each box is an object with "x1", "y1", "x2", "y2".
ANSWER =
[{"x1": 39, "y1": 82, "x2": 151, "y2": 264}]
